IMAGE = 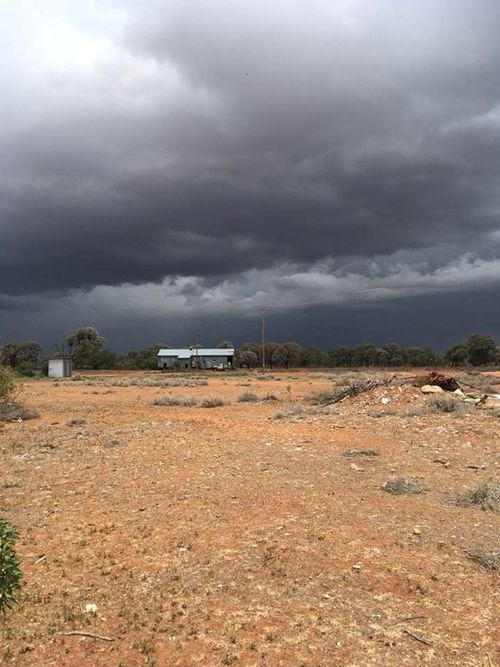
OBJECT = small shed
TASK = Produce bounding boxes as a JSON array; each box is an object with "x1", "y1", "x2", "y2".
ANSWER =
[{"x1": 48, "y1": 357, "x2": 73, "y2": 378}]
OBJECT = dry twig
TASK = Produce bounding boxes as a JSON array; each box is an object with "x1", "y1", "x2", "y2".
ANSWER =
[
  {"x1": 402, "y1": 628, "x2": 433, "y2": 646},
  {"x1": 59, "y1": 631, "x2": 114, "y2": 642}
]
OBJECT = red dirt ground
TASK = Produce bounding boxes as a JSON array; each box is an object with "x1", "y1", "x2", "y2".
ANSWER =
[{"x1": 1, "y1": 370, "x2": 499, "y2": 666}]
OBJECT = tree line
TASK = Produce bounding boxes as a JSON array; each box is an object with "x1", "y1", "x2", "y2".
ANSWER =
[{"x1": 0, "y1": 327, "x2": 498, "y2": 374}]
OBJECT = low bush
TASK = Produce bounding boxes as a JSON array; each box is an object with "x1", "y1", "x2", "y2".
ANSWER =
[
  {"x1": 405, "y1": 394, "x2": 472, "y2": 416},
  {"x1": 238, "y1": 392, "x2": 259, "y2": 403},
  {"x1": 0, "y1": 367, "x2": 16, "y2": 405},
  {"x1": 381, "y1": 476, "x2": 426, "y2": 495},
  {"x1": 343, "y1": 449, "x2": 379, "y2": 457},
  {"x1": 153, "y1": 396, "x2": 198, "y2": 407},
  {"x1": 455, "y1": 480, "x2": 500, "y2": 512},
  {"x1": 464, "y1": 545, "x2": 500, "y2": 571},
  {"x1": 308, "y1": 389, "x2": 339, "y2": 405},
  {"x1": 0, "y1": 520, "x2": 22, "y2": 614},
  {"x1": 0, "y1": 403, "x2": 39, "y2": 422},
  {"x1": 201, "y1": 396, "x2": 225, "y2": 408}
]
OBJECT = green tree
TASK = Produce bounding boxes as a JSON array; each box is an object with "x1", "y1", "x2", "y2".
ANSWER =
[
  {"x1": 269, "y1": 344, "x2": 288, "y2": 368},
  {"x1": 444, "y1": 343, "x2": 469, "y2": 367},
  {"x1": 66, "y1": 327, "x2": 105, "y2": 369},
  {"x1": 283, "y1": 342, "x2": 303, "y2": 368},
  {"x1": 0, "y1": 341, "x2": 42, "y2": 374},
  {"x1": 351, "y1": 343, "x2": 378, "y2": 367},
  {"x1": 466, "y1": 334, "x2": 497, "y2": 366},
  {"x1": 327, "y1": 346, "x2": 352, "y2": 367},
  {"x1": 238, "y1": 350, "x2": 258, "y2": 368},
  {"x1": 240, "y1": 343, "x2": 262, "y2": 366},
  {"x1": 217, "y1": 340, "x2": 234, "y2": 349},
  {"x1": 302, "y1": 347, "x2": 328, "y2": 367}
]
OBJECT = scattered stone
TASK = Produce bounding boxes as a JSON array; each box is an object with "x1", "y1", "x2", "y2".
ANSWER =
[{"x1": 421, "y1": 385, "x2": 444, "y2": 394}]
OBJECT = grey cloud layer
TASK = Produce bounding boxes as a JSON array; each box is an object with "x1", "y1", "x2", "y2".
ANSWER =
[{"x1": 0, "y1": 1, "x2": 499, "y2": 323}]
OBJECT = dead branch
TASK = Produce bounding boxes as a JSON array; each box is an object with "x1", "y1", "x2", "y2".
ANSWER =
[
  {"x1": 59, "y1": 631, "x2": 114, "y2": 642},
  {"x1": 402, "y1": 628, "x2": 433, "y2": 646},
  {"x1": 320, "y1": 376, "x2": 395, "y2": 405}
]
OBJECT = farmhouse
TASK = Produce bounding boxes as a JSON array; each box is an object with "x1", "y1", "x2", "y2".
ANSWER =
[{"x1": 157, "y1": 348, "x2": 235, "y2": 370}]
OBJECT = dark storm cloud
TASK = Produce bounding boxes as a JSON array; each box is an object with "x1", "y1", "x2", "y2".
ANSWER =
[{"x1": 0, "y1": 0, "x2": 500, "y2": 347}]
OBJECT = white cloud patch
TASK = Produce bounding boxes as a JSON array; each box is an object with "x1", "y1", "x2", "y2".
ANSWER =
[{"x1": 23, "y1": 253, "x2": 500, "y2": 323}]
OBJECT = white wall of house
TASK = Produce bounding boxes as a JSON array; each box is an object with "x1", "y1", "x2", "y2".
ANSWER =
[{"x1": 48, "y1": 358, "x2": 73, "y2": 378}]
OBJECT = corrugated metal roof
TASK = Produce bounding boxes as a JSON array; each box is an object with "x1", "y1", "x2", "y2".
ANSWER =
[{"x1": 157, "y1": 348, "x2": 235, "y2": 357}]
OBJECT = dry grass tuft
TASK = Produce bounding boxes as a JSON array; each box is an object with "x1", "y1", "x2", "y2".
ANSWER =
[
  {"x1": 238, "y1": 392, "x2": 259, "y2": 403},
  {"x1": 464, "y1": 545, "x2": 500, "y2": 571},
  {"x1": 308, "y1": 389, "x2": 339, "y2": 405},
  {"x1": 153, "y1": 396, "x2": 198, "y2": 407},
  {"x1": 455, "y1": 372, "x2": 499, "y2": 393},
  {"x1": 455, "y1": 480, "x2": 500, "y2": 512},
  {"x1": 201, "y1": 395, "x2": 225, "y2": 408},
  {"x1": 382, "y1": 476, "x2": 426, "y2": 495},
  {"x1": 405, "y1": 394, "x2": 472, "y2": 417},
  {"x1": 87, "y1": 376, "x2": 208, "y2": 388},
  {"x1": 343, "y1": 449, "x2": 379, "y2": 457},
  {"x1": 0, "y1": 402, "x2": 39, "y2": 422},
  {"x1": 67, "y1": 418, "x2": 87, "y2": 426}
]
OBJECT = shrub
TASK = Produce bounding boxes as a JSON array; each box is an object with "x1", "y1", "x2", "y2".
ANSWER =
[
  {"x1": 0, "y1": 520, "x2": 22, "y2": 614},
  {"x1": 456, "y1": 480, "x2": 500, "y2": 512},
  {"x1": 153, "y1": 396, "x2": 198, "y2": 407},
  {"x1": 0, "y1": 403, "x2": 39, "y2": 422},
  {"x1": 308, "y1": 389, "x2": 339, "y2": 405},
  {"x1": 405, "y1": 394, "x2": 471, "y2": 416},
  {"x1": 464, "y1": 545, "x2": 500, "y2": 571},
  {"x1": 0, "y1": 367, "x2": 16, "y2": 405},
  {"x1": 381, "y1": 476, "x2": 426, "y2": 495},
  {"x1": 201, "y1": 396, "x2": 225, "y2": 408},
  {"x1": 238, "y1": 392, "x2": 259, "y2": 403}
]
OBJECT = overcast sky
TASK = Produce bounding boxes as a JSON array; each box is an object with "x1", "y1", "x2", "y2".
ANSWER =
[{"x1": 1, "y1": 0, "x2": 499, "y2": 352}]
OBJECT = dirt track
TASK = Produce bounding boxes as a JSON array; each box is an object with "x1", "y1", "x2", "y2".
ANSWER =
[{"x1": 1, "y1": 370, "x2": 499, "y2": 666}]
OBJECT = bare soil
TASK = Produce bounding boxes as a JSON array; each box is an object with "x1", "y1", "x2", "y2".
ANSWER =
[{"x1": 1, "y1": 369, "x2": 499, "y2": 666}]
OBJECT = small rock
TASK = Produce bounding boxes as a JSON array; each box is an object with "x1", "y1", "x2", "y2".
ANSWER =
[
  {"x1": 421, "y1": 385, "x2": 444, "y2": 394},
  {"x1": 413, "y1": 528, "x2": 421, "y2": 535},
  {"x1": 84, "y1": 603, "x2": 98, "y2": 614}
]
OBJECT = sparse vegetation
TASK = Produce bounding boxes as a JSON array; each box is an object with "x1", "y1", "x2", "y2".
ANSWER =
[
  {"x1": 455, "y1": 480, "x2": 500, "y2": 512},
  {"x1": 201, "y1": 395, "x2": 225, "y2": 408},
  {"x1": 86, "y1": 376, "x2": 208, "y2": 388},
  {"x1": 464, "y1": 545, "x2": 500, "y2": 571},
  {"x1": 67, "y1": 418, "x2": 87, "y2": 426},
  {"x1": 153, "y1": 395, "x2": 198, "y2": 407},
  {"x1": 405, "y1": 394, "x2": 472, "y2": 416},
  {"x1": 238, "y1": 392, "x2": 259, "y2": 403},
  {"x1": 0, "y1": 520, "x2": 22, "y2": 614},
  {"x1": 0, "y1": 402, "x2": 39, "y2": 422},
  {"x1": 382, "y1": 476, "x2": 426, "y2": 495},
  {"x1": 0, "y1": 367, "x2": 16, "y2": 404},
  {"x1": 308, "y1": 389, "x2": 339, "y2": 405}
]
